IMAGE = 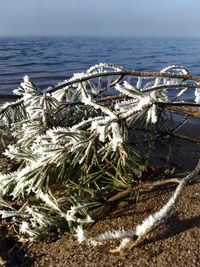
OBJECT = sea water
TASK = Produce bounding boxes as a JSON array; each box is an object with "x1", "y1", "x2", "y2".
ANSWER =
[{"x1": 0, "y1": 36, "x2": 200, "y2": 94}]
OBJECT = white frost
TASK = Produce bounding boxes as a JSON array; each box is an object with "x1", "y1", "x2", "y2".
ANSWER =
[
  {"x1": 75, "y1": 225, "x2": 85, "y2": 243},
  {"x1": 195, "y1": 87, "x2": 200, "y2": 103}
]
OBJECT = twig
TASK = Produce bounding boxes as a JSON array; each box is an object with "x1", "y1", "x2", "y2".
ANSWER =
[
  {"x1": 157, "y1": 102, "x2": 200, "y2": 108},
  {"x1": 173, "y1": 133, "x2": 200, "y2": 144},
  {"x1": 107, "y1": 178, "x2": 181, "y2": 203},
  {"x1": 45, "y1": 70, "x2": 200, "y2": 94},
  {"x1": 143, "y1": 83, "x2": 200, "y2": 93},
  {"x1": 85, "y1": 160, "x2": 200, "y2": 252},
  {"x1": 171, "y1": 115, "x2": 190, "y2": 133}
]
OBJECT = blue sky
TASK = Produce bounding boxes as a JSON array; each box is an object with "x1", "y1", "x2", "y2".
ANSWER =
[{"x1": 0, "y1": 0, "x2": 199, "y2": 37}]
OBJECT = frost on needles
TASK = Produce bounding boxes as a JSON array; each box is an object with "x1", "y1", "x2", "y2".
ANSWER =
[{"x1": 0, "y1": 63, "x2": 200, "y2": 251}]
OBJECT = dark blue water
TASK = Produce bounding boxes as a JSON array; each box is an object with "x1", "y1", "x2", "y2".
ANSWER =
[{"x1": 1, "y1": 36, "x2": 200, "y2": 94}]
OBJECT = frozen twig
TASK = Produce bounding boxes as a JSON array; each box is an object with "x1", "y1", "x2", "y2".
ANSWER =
[
  {"x1": 45, "y1": 70, "x2": 200, "y2": 94},
  {"x1": 83, "y1": 160, "x2": 200, "y2": 252}
]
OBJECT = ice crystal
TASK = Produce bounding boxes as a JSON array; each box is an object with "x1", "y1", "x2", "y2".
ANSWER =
[
  {"x1": 19, "y1": 221, "x2": 30, "y2": 234},
  {"x1": 75, "y1": 225, "x2": 85, "y2": 243},
  {"x1": 195, "y1": 87, "x2": 200, "y2": 103},
  {"x1": 111, "y1": 122, "x2": 123, "y2": 150}
]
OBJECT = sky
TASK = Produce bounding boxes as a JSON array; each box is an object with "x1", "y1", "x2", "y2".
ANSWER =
[{"x1": 0, "y1": 0, "x2": 199, "y2": 37}]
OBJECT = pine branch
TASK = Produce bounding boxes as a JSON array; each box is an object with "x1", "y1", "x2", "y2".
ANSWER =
[{"x1": 1, "y1": 63, "x2": 200, "y2": 244}]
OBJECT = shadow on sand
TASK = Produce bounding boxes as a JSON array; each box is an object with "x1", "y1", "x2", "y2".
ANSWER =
[{"x1": 0, "y1": 226, "x2": 34, "y2": 267}]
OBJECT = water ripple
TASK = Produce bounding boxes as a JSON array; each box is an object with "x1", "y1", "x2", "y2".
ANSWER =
[{"x1": 0, "y1": 36, "x2": 200, "y2": 94}]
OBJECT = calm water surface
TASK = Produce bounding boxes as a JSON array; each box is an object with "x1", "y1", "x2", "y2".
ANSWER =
[{"x1": 0, "y1": 36, "x2": 200, "y2": 94}]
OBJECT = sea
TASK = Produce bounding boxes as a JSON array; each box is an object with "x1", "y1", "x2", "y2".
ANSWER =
[{"x1": 1, "y1": 36, "x2": 200, "y2": 95}]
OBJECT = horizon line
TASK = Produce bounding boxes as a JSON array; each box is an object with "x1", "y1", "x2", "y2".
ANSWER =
[{"x1": 0, "y1": 34, "x2": 200, "y2": 39}]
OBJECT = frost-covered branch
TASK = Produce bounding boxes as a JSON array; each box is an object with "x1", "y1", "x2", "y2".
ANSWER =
[
  {"x1": 143, "y1": 83, "x2": 200, "y2": 93},
  {"x1": 45, "y1": 70, "x2": 200, "y2": 94},
  {"x1": 0, "y1": 63, "x2": 200, "y2": 244},
  {"x1": 80, "y1": 160, "x2": 200, "y2": 252}
]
